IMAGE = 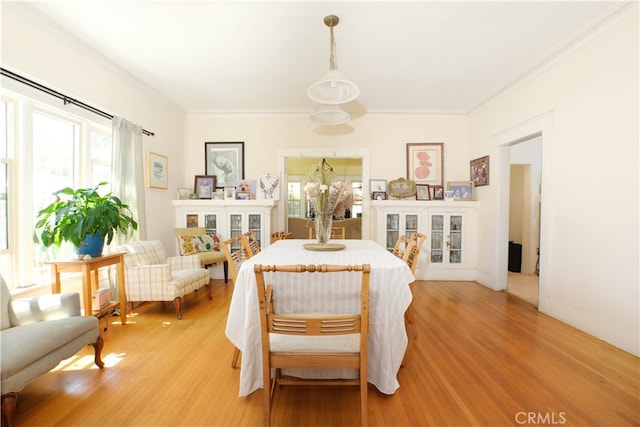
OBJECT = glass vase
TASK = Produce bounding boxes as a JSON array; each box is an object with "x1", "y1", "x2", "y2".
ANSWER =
[{"x1": 314, "y1": 211, "x2": 333, "y2": 245}]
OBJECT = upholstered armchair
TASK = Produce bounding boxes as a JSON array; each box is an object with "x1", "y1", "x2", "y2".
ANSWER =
[{"x1": 112, "y1": 240, "x2": 211, "y2": 320}]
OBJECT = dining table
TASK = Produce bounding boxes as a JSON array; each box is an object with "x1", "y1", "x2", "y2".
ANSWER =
[{"x1": 225, "y1": 238, "x2": 414, "y2": 397}]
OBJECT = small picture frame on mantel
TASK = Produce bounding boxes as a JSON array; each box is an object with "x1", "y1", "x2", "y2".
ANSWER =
[{"x1": 194, "y1": 175, "x2": 216, "y2": 199}]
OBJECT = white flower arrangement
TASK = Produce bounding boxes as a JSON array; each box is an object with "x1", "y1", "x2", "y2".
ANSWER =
[{"x1": 303, "y1": 160, "x2": 354, "y2": 220}]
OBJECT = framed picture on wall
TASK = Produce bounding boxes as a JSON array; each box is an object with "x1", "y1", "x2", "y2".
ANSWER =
[
  {"x1": 205, "y1": 142, "x2": 244, "y2": 188},
  {"x1": 406, "y1": 143, "x2": 444, "y2": 186},
  {"x1": 470, "y1": 155, "x2": 490, "y2": 186},
  {"x1": 146, "y1": 151, "x2": 168, "y2": 189}
]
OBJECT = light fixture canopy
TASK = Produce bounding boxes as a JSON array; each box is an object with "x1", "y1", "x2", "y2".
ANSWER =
[
  {"x1": 308, "y1": 15, "x2": 360, "y2": 105},
  {"x1": 309, "y1": 104, "x2": 350, "y2": 125}
]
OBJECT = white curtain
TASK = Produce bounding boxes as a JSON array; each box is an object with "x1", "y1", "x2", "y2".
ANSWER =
[{"x1": 111, "y1": 116, "x2": 147, "y2": 242}]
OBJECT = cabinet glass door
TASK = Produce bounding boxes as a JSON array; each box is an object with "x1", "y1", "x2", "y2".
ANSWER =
[
  {"x1": 449, "y1": 215, "x2": 462, "y2": 264},
  {"x1": 405, "y1": 214, "x2": 418, "y2": 237},
  {"x1": 204, "y1": 214, "x2": 218, "y2": 236},
  {"x1": 431, "y1": 215, "x2": 444, "y2": 263},
  {"x1": 248, "y1": 214, "x2": 262, "y2": 248},
  {"x1": 386, "y1": 214, "x2": 400, "y2": 250}
]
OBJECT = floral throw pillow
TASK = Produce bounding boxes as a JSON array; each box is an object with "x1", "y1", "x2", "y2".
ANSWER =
[
  {"x1": 195, "y1": 234, "x2": 220, "y2": 252},
  {"x1": 178, "y1": 236, "x2": 198, "y2": 255}
]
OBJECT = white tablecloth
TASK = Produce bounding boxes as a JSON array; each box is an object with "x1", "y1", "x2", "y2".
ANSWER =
[{"x1": 225, "y1": 239, "x2": 414, "y2": 396}]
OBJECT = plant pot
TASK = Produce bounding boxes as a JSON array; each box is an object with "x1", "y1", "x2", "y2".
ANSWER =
[{"x1": 75, "y1": 233, "x2": 105, "y2": 257}]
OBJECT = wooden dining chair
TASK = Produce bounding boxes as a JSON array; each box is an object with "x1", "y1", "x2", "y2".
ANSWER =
[
  {"x1": 270, "y1": 231, "x2": 292, "y2": 244},
  {"x1": 220, "y1": 236, "x2": 252, "y2": 368},
  {"x1": 254, "y1": 263, "x2": 371, "y2": 427},
  {"x1": 391, "y1": 234, "x2": 411, "y2": 259},
  {"x1": 240, "y1": 230, "x2": 260, "y2": 257},
  {"x1": 307, "y1": 226, "x2": 346, "y2": 240}
]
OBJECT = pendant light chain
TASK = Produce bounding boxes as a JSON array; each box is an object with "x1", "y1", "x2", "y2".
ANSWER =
[{"x1": 329, "y1": 24, "x2": 337, "y2": 70}]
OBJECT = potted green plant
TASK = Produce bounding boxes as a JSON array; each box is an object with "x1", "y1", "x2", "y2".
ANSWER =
[{"x1": 34, "y1": 182, "x2": 138, "y2": 257}]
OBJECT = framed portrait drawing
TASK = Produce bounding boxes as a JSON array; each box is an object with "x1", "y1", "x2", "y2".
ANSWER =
[
  {"x1": 416, "y1": 184, "x2": 431, "y2": 201},
  {"x1": 205, "y1": 142, "x2": 244, "y2": 188},
  {"x1": 146, "y1": 152, "x2": 168, "y2": 189},
  {"x1": 470, "y1": 155, "x2": 490, "y2": 186},
  {"x1": 194, "y1": 175, "x2": 216, "y2": 199},
  {"x1": 447, "y1": 181, "x2": 476, "y2": 201},
  {"x1": 406, "y1": 143, "x2": 444, "y2": 186}
]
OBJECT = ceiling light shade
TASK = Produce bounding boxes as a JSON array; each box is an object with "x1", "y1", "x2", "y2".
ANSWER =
[
  {"x1": 308, "y1": 15, "x2": 359, "y2": 105},
  {"x1": 309, "y1": 104, "x2": 350, "y2": 125}
]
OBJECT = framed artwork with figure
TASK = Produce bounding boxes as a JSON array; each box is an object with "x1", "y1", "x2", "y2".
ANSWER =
[
  {"x1": 406, "y1": 143, "x2": 444, "y2": 186},
  {"x1": 205, "y1": 142, "x2": 244, "y2": 188}
]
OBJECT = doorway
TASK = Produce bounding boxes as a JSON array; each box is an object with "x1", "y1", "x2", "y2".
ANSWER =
[
  {"x1": 277, "y1": 148, "x2": 371, "y2": 239},
  {"x1": 507, "y1": 137, "x2": 541, "y2": 306}
]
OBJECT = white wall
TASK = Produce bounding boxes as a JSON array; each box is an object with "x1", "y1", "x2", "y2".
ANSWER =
[
  {"x1": 1, "y1": 5, "x2": 186, "y2": 252},
  {"x1": 468, "y1": 6, "x2": 639, "y2": 355}
]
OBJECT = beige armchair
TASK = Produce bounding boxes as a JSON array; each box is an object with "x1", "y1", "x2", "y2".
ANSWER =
[
  {"x1": 113, "y1": 240, "x2": 211, "y2": 319},
  {"x1": 173, "y1": 227, "x2": 228, "y2": 283}
]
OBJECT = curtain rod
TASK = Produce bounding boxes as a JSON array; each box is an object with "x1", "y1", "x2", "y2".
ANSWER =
[{"x1": 0, "y1": 67, "x2": 154, "y2": 137}]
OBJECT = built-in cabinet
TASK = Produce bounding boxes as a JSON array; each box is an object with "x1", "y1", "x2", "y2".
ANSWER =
[
  {"x1": 172, "y1": 200, "x2": 277, "y2": 274},
  {"x1": 371, "y1": 200, "x2": 478, "y2": 280}
]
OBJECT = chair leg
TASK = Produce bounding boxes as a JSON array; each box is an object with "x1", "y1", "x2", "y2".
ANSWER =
[
  {"x1": 360, "y1": 378, "x2": 368, "y2": 427},
  {"x1": 173, "y1": 297, "x2": 183, "y2": 320},
  {"x1": 405, "y1": 303, "x2": 417, "y2": 339},
  {"x1": 206, "y1": 281, "x2": 213, "y2": 300},
  {"x1": 92, "y1": 335, "x2": 105, "y2": 368},
  {"x1": 1, "y1": 393, "x2": 18, "y2": 427},
  {"x1": 223, "y1": 261, "x2": 229, "y2": 284},
  {"x1": 231, "y1": 347, "x2": 241, "y2": 369}
]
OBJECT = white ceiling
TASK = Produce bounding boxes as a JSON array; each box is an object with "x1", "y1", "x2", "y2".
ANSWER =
[{"x1": 8, "y1": 1, "x2": 622, "y2": 114}]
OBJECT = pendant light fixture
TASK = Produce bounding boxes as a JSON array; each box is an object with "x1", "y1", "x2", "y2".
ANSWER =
[
  {"x1": 308, "y1": 15, "x2": 360, "y2": 106},
  {"x1": 309, "y1": 103, "x2": 350, "y2": 125}
]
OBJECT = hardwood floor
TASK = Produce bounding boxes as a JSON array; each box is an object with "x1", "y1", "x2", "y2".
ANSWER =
[{"x1": 12, "y1": 279, "x2": 639, "y2": 426}]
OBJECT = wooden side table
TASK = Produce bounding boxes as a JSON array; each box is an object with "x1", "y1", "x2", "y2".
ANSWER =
[{"x1": 47, "y1": 252, "x2": 127, "y2": 325}]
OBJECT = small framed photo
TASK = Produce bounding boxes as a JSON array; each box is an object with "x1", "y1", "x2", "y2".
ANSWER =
[
  {"x1": 236, "y1": 179, "x2": 256, "y2": 200},
  {"x1": 416, "y1": 184, "x2": 431, "y2": 201},
  {"x1": 470, "y1": 155, "x2": 490, "y2": 186},
  {"x1": 176, "y1": 188, "x2": 193, "y2": 200},
  {"x1": 447, "y1": 181, "x2": 476, "y2": 201},
  {"x1": 432, "y1": 185, "x2": 444, "y2": 200},
  {"x1": 444, "y1": 191, "x2": 455, "y2": 201},
  {"x1": 236, "y1": 191, "x2": 250, "y2": 200},
  {"x1": 224, "y1": 186, "x2": 236, "y2": 200},
  {"x1": 212, "y1": 189, "x2": 225, "y2": 200},
  {"x1": 406, "y1": 143, "x2": 444, "y2": 186},
  {"x1": 205, "y1": 142, "x2": 244, "y2": 188},
  {"x1": 372, "y1": 191, "x2": 387, "y2": 200},
  {"x1": 146, "y1": 151, "x2": 168, "y2": 189},
  {"x1": 194, "y1": 175, "x2": 216, "y2": 199},
  {"x1": 370, "y1": 179, "x2": 387, "y2": 193}
]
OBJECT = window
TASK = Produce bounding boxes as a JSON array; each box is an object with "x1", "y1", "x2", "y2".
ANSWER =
[
  {"x1": 287, "y1": 182, "x2": 301, "y2": 217},
  {"x1": 1, "y1": 91, "x2": 111, "y2": 288}
]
